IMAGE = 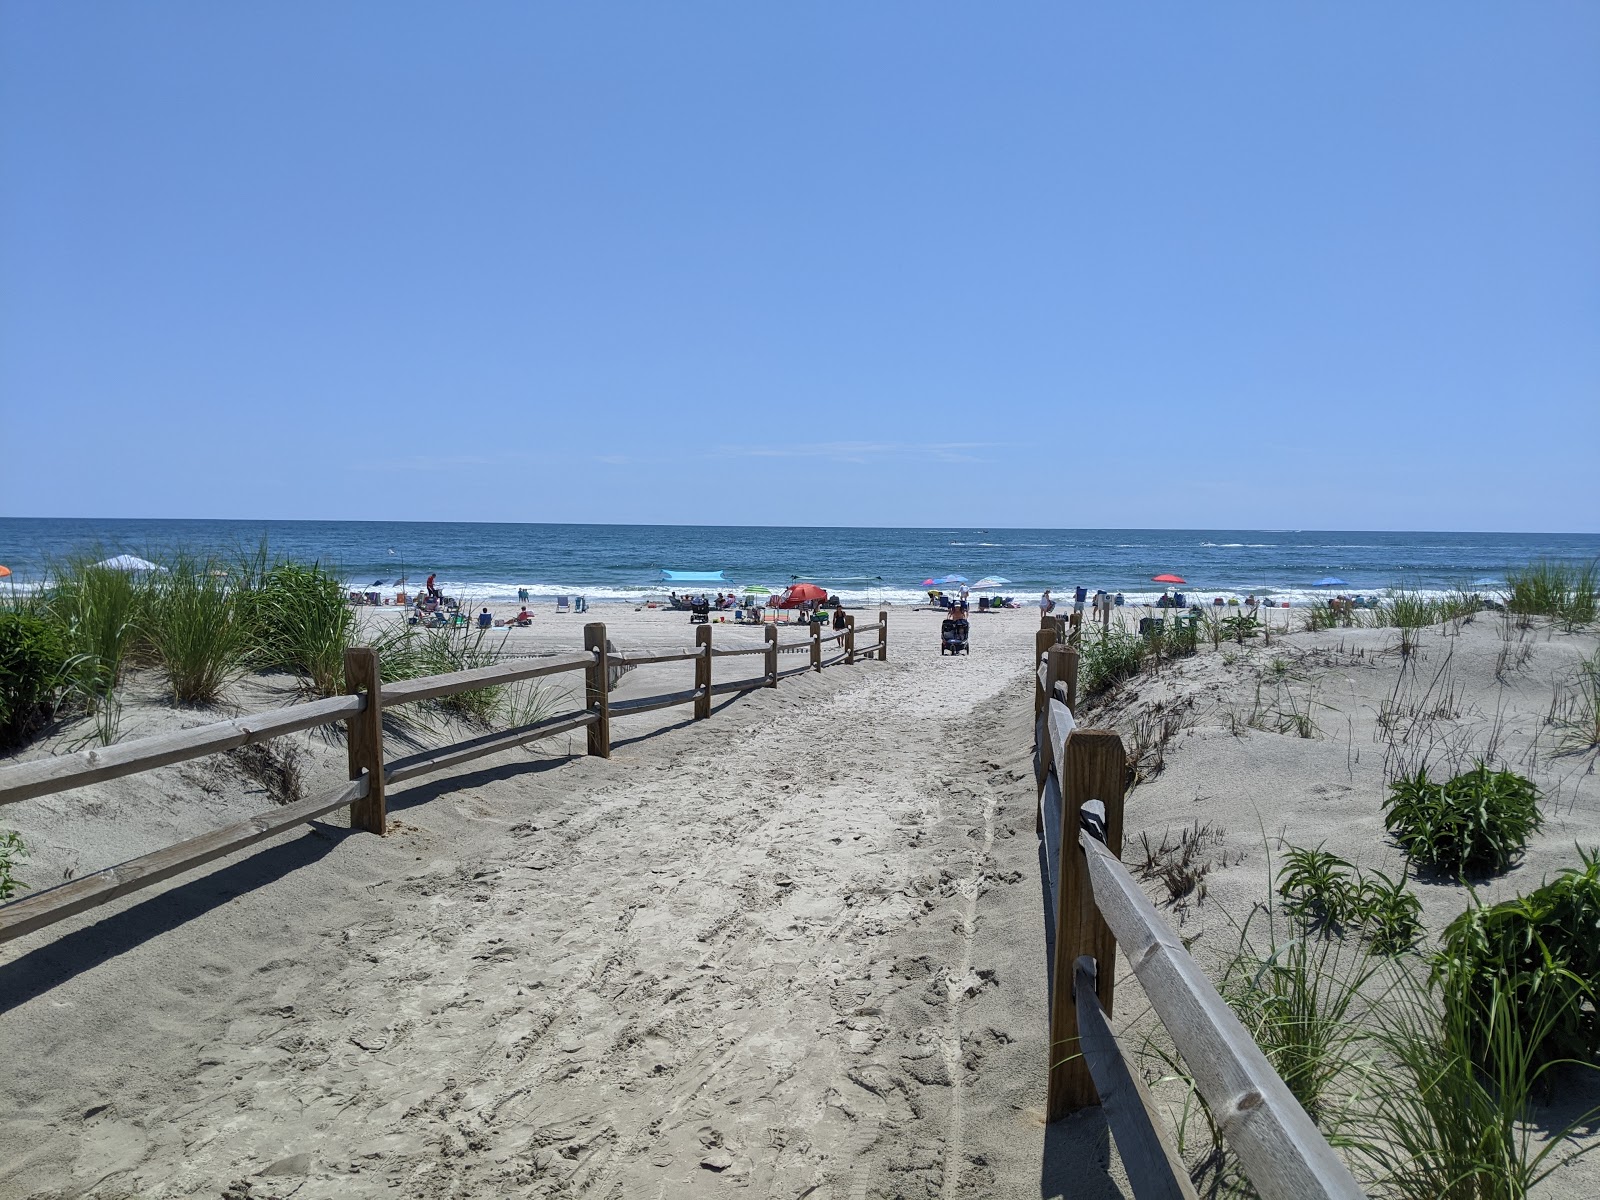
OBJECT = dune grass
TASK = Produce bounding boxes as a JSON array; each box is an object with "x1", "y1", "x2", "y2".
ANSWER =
[
  {"x1": 144, "y1": 553, "x2": 251, "y2": 705},
  {"x1": 1506, "y1": 559, "x2": 1598, "y2": 630}
]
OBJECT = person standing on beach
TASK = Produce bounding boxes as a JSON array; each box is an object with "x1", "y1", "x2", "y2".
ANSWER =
[{"x1": 1040, "y1": 589, "x2": 1054, "y2": 615}]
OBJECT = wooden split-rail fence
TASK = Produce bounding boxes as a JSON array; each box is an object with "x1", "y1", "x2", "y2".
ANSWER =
[
  {"x1": 0, "y1": 612, "x2": 887, "y2": 947},
  {"x1": 1033, "y1": 614, "x2": 1365, "y2": 1199}
]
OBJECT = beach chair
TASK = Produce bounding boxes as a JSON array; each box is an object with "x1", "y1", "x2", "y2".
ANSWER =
[{"x1": 556, "y1": 596, "x2": 571, "y2": 613}]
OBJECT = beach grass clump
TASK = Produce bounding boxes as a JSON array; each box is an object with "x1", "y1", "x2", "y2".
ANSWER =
[
  {"x1": 1219, "y1": 913, "x2": 1380, "y2": 1128},
  {"x1": 1080, "y1": 623, "x2": 1146, "y2": 694},
  {"x1": 143, "y1": 554, "x2": 250, "y2": 705},
  {"x1": 1548, "y1": 649, "x2": 1600, "y2": 756},
  {"x1": 239, "y1": 560, "x2": 356, "y2": 697},
  {"x1": 383, "y1": 624, "x2": 507, "y2": 727},
  {"x1": 45, "y1": 554, "x2": 154, "y2": 711},
  {"x1": 1506, "y1": 559, "x2": 1599, "y2": 629},
  {"x1": 0, "y1": 610, "x2": 72, "y2": 750},
  {"x1": 1361, "y1": 958, "x2": 1600, "y2": 1200},
  {"x1": 1384, "y1": 763, "x2": 1541, "y2": 877}
]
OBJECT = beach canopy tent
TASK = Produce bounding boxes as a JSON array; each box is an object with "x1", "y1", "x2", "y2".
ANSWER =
[
  {"x1": 95, "y1": 554, "x2": 164, "y2": 572},
  {"x1": 1151, "y1": 574, "x2": 1186, "y2": 585},
  {"x1": 1311, "y1": 577, "x2": 1349, "y2": 588},
  {"x1": 661, "y1": 570, "x2": 728, "y2": 585},
  {"x1": 776, "y1": 583, "x2": 827, "y2": 608}
]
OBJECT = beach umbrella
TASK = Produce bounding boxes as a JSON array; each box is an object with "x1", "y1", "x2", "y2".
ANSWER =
[
  {"x1": 1151, "y1": 574, "x2": 1186, "y2": 585},
  {"x1": 1311, "y1": 576, "x2": 1348, "y2": 588},
  {"x1": 972, "y1": 576, "x2": 1011, "y2": 590},
  {"x1": 742, "y1": 585, "x2": 772, "y2": 596},
  {"x1": 94, "y1": 554, "x2": 163, "y2": 572},
  {"x1": 938, "y1": 574, "x2": 970, "y2": 585},
  {"x1": 0, "y1": 565, "x2": 10, "y2": 578}
]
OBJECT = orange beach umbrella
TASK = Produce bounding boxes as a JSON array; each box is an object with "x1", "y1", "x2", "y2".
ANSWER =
[
  {"x1": 1151, "y1": 574, "x2": 1186, "y2": 585},
  {"x1": 0, "y1": 565, "x2": 10, "y2": 578}
]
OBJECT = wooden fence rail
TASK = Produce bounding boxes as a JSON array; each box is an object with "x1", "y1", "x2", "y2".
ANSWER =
[
  {"x1": 1032, "y1": 636, "x2": 1365, "y2": 1199},
  {"x1": 0, "y1": 612, "x2": 889, "y2": 947}
]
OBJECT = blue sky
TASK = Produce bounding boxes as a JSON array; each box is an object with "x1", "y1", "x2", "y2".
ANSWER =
[{"x1": 2, "y1": 4, "x2": 1596, "y2": 531}]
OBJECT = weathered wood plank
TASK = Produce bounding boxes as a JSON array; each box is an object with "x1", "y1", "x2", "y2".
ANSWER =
[
  {"x1": 1078, "y1": 832, "x2": 1367, "y2": 1198},
  {"x1": 764, "y1": 625, "x2": 779, "y2": 688},
  {"x1": 817, "y1": 651, "x2": 849, "y2": 668},
  {"x1": 1074, "y1": 956, "x2": 1199, "y2": 1200},
  {"x1": 384, "y1": 711, "x2": 598, "y2": 784},
  {"x1": 694, "y1": 625, "x2": 713, "y2": 719},
  {"x1": 0, "y1": 777, "x2": 367, "y2": 945},
  {"x1": 611, "y1": 688, "x2": 703, "y2": 716},
  {"x1": 609, "y1": 648, "x2": 706, "y2": 666},
  {"x1": 0, "y1": 694, "x2": 363, "y2": 807},
  {"x1": 379, "y1": 652, "x2": 595, "y2": 707},
  {"x1": 712, "y1": 675, "x2": 773, "y2": 694},
  {"x1": 709, "y1": 645, "x2": 770, "y2": 658}
]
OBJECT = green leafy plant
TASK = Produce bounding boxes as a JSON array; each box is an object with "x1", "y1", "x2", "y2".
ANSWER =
[
  {"x1": 1353, "y1": 869, "x2": 1423, "y2": 956},
  {"x1": 1278, "y1": 846, "x2": 1422, "y2": 954},
  {"x1": 0, "y1": 610, "x2": 71, "y2": 750},
  {"x1": 1278, "y1": 845, "x2": 1360, "y2": 928},
  {"x1": 1385, "y1": 763, "x2": 1542, "y2": 876},
  {"x1": 1221, "y1": 613, "x2": 1261, "y2": 645},
  {"x1": 1435, "y1": 851, "x2": 1600, "y2": 1070},
  {"x1": 0, "y1": 829, "x2": 27, "y2": 900},
  {"x1": 1079, "y1": 623, "x2": 1145, "y2": 695}
]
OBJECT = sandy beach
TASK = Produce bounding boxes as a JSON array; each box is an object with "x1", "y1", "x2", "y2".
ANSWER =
[{"x1": 2, "y1": 600, "x2": 1598, "y2": 1198}]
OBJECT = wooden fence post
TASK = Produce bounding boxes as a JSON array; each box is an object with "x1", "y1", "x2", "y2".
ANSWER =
[
  {"x1": 1064, "y1": 646, "x2": 1081, "y2": 714},
  {"x1": 811, "y1": 620, "x2": 822, "y2": 671},
  {"x1": 344, "y1": 646, "x2": 386, "y2": 834},
  {"x1": 1047, "y1": 729, "x2": 1127, "y2": 1121},
  {"x1": 878, "y1": 610, "x2": 887, "y2": 661},
  {"x1": 1034, "y1": 626, "x2": 1056, "y2": 717},
  {"x1": 1101, "y1": 597, "x2": 1112, "y2": 633},
  {"x1": 1039, "y1": 646, "x2": 1070, "y2": 798},
  {"x1": 844, "y1": 614, "x2": 856, "y2": 664},
  {"x1": 695, "y1": 624, "x2": 712, "y2": 718},
  {"x1": 584, "y1": 623, "x2": 611, "y2": 757},
  {"x1": 764, "y1": 623, "x2": 778, "y2": 688},
  {"x1": 1069, "y1": 608, "x2": 1083, "y2": 645}
]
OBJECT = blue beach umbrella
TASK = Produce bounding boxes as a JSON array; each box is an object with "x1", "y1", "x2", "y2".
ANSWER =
[
  {"x1": 1312, "y1": 576, "x2": 1349, "y2": 588},
  {"x1": 938, "y1": 574, "x2": 970, "y2": 585}
]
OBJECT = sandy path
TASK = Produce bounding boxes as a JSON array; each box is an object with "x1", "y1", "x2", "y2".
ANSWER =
[{"x1": 2, "y1": 610, "x2": 1116, "y2": 1199}]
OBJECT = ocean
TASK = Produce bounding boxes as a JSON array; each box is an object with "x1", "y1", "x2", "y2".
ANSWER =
[{"x1": 1, "y1": 519, "x2": 1595, "y2": 608}]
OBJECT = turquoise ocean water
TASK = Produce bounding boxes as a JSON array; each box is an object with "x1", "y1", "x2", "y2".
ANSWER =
[{"x1": 0, "y1": 519, "x2": 1595, "y2": 607}]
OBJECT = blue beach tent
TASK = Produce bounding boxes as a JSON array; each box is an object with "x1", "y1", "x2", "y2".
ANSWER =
[{"x1": 661, "y1": 569, "x2": 728, "y2": 584}]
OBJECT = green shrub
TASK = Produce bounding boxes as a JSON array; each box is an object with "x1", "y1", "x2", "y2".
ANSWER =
[
  {"x1": 1436, "y1": 851, "x2": 1600, "y2": 1069},
  {"x1": 1385, "y1": 763, "x2": 1542, "y2": 876},
  {"x1": 1354, "y1": 869, "x2": 1423, "y2": 956},
  {"x1": 0, "y1": 611, "x2": 71, "y2": 749},
  {"x1": 144, "y1": 555, "x2": 249, "y2": 705},
  {"x1": 1080, "y1": 624, "x2": 1145, "y2": 694}
]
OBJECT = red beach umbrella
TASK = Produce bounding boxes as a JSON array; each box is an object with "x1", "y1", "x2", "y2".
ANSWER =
[
  {"x1": 778, "y1": 583, "x2": 828, "y2": 608},
  {"x1": 0, "y1": 565, "x2": 10, "y2": 578},
  {"x1": 1151, "y1": 574, "x2": 1186, "y2": 585}
]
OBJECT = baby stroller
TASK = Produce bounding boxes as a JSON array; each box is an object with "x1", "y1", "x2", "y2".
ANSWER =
[
  {"x1": 689, "y1": 601, "x2": 711, "y2": 625},
  {"x1": 940, "y1": 616, "x2": 969, "y2": 655}
]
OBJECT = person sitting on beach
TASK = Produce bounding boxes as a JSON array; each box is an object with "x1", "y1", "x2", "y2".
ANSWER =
[
  {"x1": 509, "y1": 607, "x2": 533, "y2": 626},
  {"x1": 478, "y1": 607, "x2": 493, "y2": 629},
  {"x1": 1114, "y1": 592, "x2": 1124, "y2": 606}
]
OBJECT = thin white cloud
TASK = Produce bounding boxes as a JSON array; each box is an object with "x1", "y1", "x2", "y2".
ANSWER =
[{"x1": 708, "y1": 441, "x2": 1001, "y2": 465}]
